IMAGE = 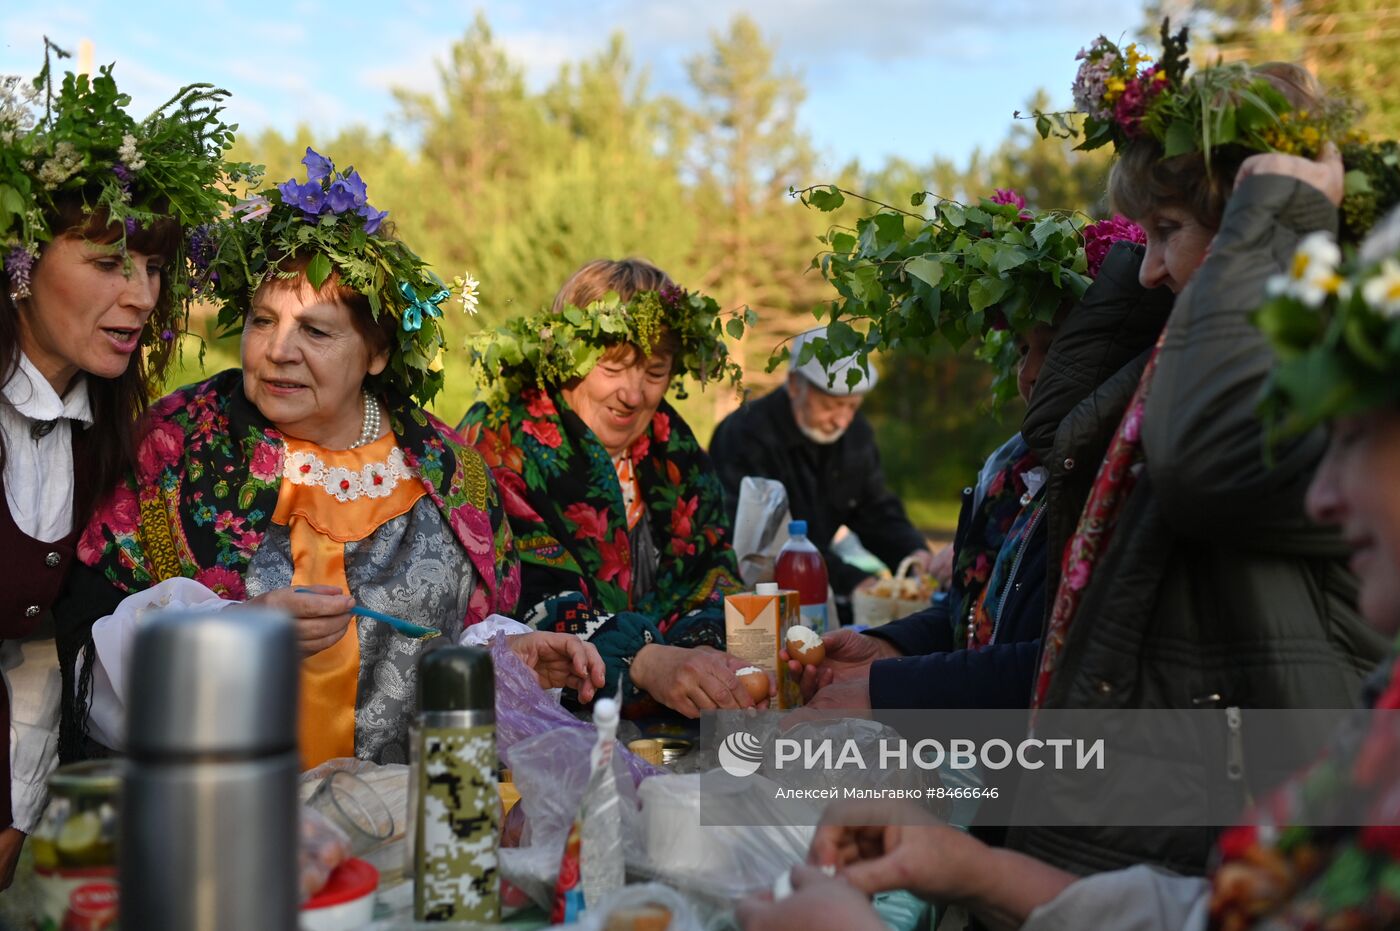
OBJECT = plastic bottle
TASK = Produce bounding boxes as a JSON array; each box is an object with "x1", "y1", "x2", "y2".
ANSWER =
[
  {"x1": 552, "y1": 697, "x2": 624, "y2": 923},
  {"x1": 775, "y1": 519, "x2": 831, "y2": 632}
]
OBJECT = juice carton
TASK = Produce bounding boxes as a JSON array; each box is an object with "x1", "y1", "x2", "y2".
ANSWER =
[{"x1": 724, "y1": 582, "x2": 802, "y2": 709}]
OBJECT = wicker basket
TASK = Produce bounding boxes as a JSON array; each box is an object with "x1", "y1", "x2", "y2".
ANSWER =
[{"x1": 851, "y1": 556, "x2": 937, "y2": 627}]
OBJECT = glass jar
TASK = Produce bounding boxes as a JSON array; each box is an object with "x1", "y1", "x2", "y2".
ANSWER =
[{"x1": 31, "y1": 760, "x2": 120, "y2": 931}]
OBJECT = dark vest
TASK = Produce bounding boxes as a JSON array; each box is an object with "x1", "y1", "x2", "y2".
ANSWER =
[{"x1": 0, "y1": 423, "x2": 87, "y2": 827}]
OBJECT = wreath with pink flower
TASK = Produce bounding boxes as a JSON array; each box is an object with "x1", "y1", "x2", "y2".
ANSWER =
[{"x1": 1030, "y1": 21, "x2": 1359, "y2": 165}]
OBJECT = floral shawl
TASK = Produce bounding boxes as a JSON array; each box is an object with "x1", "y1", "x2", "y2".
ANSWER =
[
  {"x1": 952, "y1": 440, "x2": 1045, "y2": 648},
  {"x1": 459, "y1": 388, "x2": 741, "y2": 701},
  {"x1": 77, "y1": 369, "x2": 520, "y2": 622},
  {"x1": 1209, "y1": 652, "x2": 1400, "y2": 930},
  {"x1": 1032, "y1": 337, "x2": 1162, "y2": 710}
]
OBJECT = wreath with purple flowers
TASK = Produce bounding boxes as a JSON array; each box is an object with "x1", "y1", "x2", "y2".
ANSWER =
[{"x1": 200, "y1": 147, "x2": 473, "y2": 407}]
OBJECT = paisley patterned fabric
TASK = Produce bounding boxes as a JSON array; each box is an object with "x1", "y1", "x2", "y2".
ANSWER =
[
  {"x1": 245, "y1": 498, "x2": 473, "y2": 762},
  {"x1": 951, "y1": 436, "x2": 1045, "y2": 648},
  {"x1": 74, "y1": 369, "x2": 521, "y2": 761}
]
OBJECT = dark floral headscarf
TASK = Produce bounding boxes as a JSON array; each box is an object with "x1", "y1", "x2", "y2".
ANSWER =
[{"x1": 460, "y1": 388, "x2": 741, "y2": 705}]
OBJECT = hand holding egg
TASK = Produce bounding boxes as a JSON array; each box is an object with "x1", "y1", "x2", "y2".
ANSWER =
[
  {"x1": 786, "y1": 625, "x2": 826, "y2": 666},
  {"x1": 735, "y1": 666, "x2": 774, "y2": 704}
]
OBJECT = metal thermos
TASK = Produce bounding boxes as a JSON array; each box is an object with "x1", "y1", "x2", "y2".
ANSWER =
[
  {"x1": 119, "y1": 607, "x2": 300, "y2": 930},
  {"x1": 413, "y1": 645, "x2": 499, "y2": 922}
]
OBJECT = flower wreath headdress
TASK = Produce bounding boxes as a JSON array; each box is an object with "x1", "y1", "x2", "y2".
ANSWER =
[
  {"x1": 467, "y1": 285, "x2": 752, "y2": 404},
  {"x1": 1033, "y1": 21, "x2": 1358, "y2": 165},
  {"x1": 1, "y1": 40, "x2": 247, "y2": 358},
  {"x1": 793, "y1": 185, "x2": 1146, "y2": 404},
  {"x1": 1255, "y1": 213, "x2": 1400, "y2": 436},
  {"x1": 1034, "y1": 22, "x2": 1400, "y2": 244},
  {"x1": 203, "y1": 148, "x2": 474, "y2": 408}
]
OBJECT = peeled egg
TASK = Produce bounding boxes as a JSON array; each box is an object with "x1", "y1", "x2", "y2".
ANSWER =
[
  {"x1": 785, "y1": 625, "x2": 825, "y2": 666},
  {"x1": 735, "y1": 665, "x2": 772, "y2": 703}
]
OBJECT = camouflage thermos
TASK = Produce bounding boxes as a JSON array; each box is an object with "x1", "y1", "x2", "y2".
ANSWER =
[{"x1": 413, "y1": 646, "x2": 499, "y2": 922}]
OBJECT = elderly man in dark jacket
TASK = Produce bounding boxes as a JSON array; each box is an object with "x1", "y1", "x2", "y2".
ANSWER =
[{"x1": 709, "y1": 327, "x2": 933, "y2": 616}]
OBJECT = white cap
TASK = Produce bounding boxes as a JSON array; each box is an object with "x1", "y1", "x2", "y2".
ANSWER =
[
  {"x1": 593, "y1": 697, "x2": 619, "y2": 726},
  {"x1": 756, "y1": 582, "x2": 779, "y2": 595},
  {"x1": 789, "y1": 326, "x2": 877, "y2": 396}
]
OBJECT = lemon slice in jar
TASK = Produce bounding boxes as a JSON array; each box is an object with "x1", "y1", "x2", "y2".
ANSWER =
[
  {"x1": 30, "y1": 836, "x2": 59, "y2": 871},
  {"x1": 56, "y1": 811, "x2": 103, "y2": 866}
]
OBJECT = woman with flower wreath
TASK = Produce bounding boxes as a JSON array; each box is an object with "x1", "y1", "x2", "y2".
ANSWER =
[
  {"x1": 0, "y1": 49, "x2": 241, "y2": 886},
  {"x1": 736, "y1": 205, "x2": 1400, "y2": 931},
  {"x1": 974, "y1": 26, "x2": 1399, "y2": 878},
  {"x1": 58, "y1": 149, "x2": 604, "y2": 772},
  {"x1": 459, "y1": 258, "x2": 755, "y2": 718}
]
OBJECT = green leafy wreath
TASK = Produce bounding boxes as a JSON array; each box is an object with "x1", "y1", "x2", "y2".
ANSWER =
[
  {"x1": 1, "y1": 39, "x2": 248, "y2": 367},
  {"x1": 1256, "y1": 227, "x2": 1400, "y2": 436},
  {"x1": 789, "y1": 185, "x2": 1096, "y2": 404},
  {"x1": 466, "y1": 286, "x2": 752, "y2": 404}
]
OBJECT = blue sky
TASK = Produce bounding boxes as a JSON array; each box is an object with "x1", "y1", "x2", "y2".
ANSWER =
[{"x1": 1, "y1": 0, "x2": 1143, "y2": 175}]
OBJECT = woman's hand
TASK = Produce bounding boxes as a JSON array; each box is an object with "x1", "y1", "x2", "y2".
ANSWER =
[
  {"x1": 811, "y1": 799, "x2": 1080, "y2": 929},
  {"x1": 810, "y1": 799, "x2": 984, "y2": 901},
  {"x1": 736, "y1": 865, "x2": 886, "y2": 931},
  {"x1": 783, "y1": 629, "x2": 900, "y2": 702},
  {"x1": 1236, "y1": 141, "x2": 1345, "y2": 206},
  {"x1": 507, "y1": 632, "x2": 607, "y2": 701},
  {"x1": 0, "y1": 827, "x2": 24, "y2": 891},
  {"x1": 629, "y1": 644, "x2": 770, "y2": 717},
  {"x1": 247, "y1": 586, "x2": 355, "y2": 657}
]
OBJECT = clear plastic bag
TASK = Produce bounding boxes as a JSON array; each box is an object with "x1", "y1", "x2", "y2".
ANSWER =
[
  {"x1": 299, "y1": 805, "x2": 352, "y2": 902},
  {"x1": 489, "y1": 634, "x2": 658, "y2": 912},
  {"x1": 490, "y1": 633, "x2": 663, "y2": 788},
  {"x1": 630, "y1": 772, "x2": 814, "y2": 907}
]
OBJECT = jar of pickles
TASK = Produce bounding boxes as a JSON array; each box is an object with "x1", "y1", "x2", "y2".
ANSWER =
[{"x1": 31, "y1": 760, "x2": 120, "y2": 931}]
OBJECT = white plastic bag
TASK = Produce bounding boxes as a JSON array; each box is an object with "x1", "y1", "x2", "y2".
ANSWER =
[{"x1": 732, "y1": 477, "x2": 792, "y2": 587}]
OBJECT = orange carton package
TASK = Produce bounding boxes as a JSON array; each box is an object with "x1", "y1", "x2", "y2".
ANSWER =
[{"x1": 725, "y1": 582, "x2": 802, "y2": 709}]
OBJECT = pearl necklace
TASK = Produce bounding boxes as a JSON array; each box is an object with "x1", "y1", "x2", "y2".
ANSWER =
[{"x1": 348, "y1": 390, "x2": 382, "y2": 449}]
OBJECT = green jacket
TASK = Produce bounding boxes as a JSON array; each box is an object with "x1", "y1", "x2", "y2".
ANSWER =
[{"x1": 1007, "y1": 176, "x2": 1387, "y2": 877}]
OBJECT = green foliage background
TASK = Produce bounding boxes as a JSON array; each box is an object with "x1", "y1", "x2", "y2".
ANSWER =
[{"x1": 164, "y1": 4, "x2": 1394, "y2": 530}]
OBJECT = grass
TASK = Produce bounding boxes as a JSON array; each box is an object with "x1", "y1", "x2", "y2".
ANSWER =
[{"x1": 902, "y1": 496, "x2": 962, "y2": 538}]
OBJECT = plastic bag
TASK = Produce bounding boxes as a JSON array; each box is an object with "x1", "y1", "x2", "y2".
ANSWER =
[
  {"x1": 490, "y1": 633, "x2": 663, "y2": 788},
  {"x1": 489, "y1": 634, "x2": 658, "y2": 912},
  {"x1": 299, "y1": 805, "x2": 352, "y2": 902},
  {"x1": 632, "y1": 771, "x2": 815, "y2": 907},
  {"x1": 731, "y1": 477, "x2": 792, "y2": 587}
]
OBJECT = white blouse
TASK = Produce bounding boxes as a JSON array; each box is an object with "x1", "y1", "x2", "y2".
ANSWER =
[
  {"x1": 1, "y1": 352, "x2": 92, "y2": 541},
  {"x1": 1, "y1": 352, "x2": 91, "y2": 833}
]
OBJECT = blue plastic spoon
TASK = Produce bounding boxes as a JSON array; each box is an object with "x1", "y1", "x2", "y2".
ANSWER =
[{"x1": 294, "y1": 589, "x2": 441, "y2": 640}]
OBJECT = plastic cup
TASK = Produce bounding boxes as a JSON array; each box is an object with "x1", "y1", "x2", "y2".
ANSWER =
[{"x1": 305, "y1": 770, "x2": 394, "y2": 857}]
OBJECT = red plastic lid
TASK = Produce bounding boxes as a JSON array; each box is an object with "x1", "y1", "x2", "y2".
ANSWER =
[{"x1": 302, "y1": 858, "x2": 379, "y2": 910}]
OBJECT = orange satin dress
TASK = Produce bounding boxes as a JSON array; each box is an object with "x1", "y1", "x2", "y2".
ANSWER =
[{"x1": 273, "y1": 431, "x2": 424, "y2": 769}]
